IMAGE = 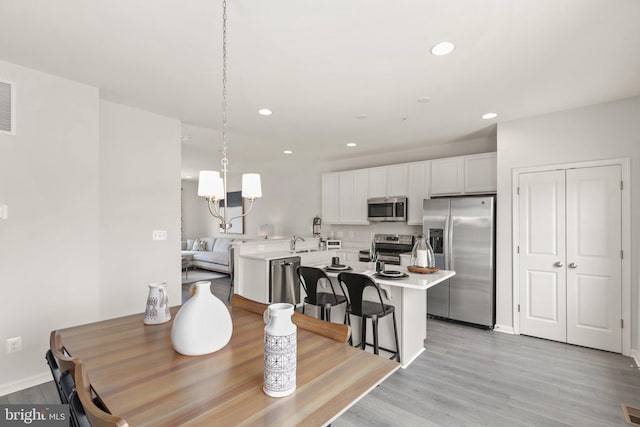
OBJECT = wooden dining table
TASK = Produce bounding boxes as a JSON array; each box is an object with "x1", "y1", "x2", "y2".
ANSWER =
[{"x1": 56, "y1": 306, "x2": 399, "y2": 426}]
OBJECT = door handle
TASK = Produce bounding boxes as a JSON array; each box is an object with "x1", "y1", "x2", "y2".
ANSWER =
[
  {"x1": 568, "y1": 262, "x2": 578, "y2": 269},
  {"x1": 554, "y1": 261, "x2": 563, "y2": 268}
]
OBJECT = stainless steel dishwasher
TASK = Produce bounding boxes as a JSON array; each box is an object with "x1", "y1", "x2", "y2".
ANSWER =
[{"x1": 269, "y1": 256, "x2": 301, "y2": 304}]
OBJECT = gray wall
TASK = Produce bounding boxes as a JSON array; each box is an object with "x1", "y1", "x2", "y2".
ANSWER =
[{"x1": 496, "y1": 96, "x2": 640, "y2": 350}]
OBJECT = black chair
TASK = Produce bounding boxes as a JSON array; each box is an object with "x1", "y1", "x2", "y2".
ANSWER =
[
  {"x1": 337, "y1": 272, "x2": 400, "y2": 362},
  {"x1": 69, "y1": 390, "x2": 91, "y2": 427},
  {"x1": 297, "y1": 266, "x2": 347, "y2": 322},
  {"x1": 45, "y1": 349, "x2": 74, "y2": 404}
]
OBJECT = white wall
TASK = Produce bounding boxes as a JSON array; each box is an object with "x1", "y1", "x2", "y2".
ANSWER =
[
  {"x1": 496, "y1": 97, "x2": 640, "y2": 350},
  {"x1": 99, "y1": 101, "x2": 181, "y2": 319},
  {"x1": 0, "y1": 60, "x2": 101, "y2": 392},
  {"x1": 181, "y1": 179, "x2": 210, "y2": 240}
]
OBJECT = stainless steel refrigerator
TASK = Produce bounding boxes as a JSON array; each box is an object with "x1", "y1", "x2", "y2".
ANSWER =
[{"x1": 423, "y1": 196, "x2": 495, "y2": 328}]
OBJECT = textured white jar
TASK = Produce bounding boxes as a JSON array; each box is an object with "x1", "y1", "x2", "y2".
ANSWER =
[
  {"x1": 263, "y1": 303, "x2": 297, "y2": 397},
  {"x1": 144, "y1": 282, "x2": 171, "y2": 325},
  {"x1": 171, "y1": 281, "x2": 232, "y2": 356}
]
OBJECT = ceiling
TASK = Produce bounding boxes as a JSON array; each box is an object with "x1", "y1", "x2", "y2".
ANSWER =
[{"x1": 1, "y1": 0, "x2": 639, "y2": 175}]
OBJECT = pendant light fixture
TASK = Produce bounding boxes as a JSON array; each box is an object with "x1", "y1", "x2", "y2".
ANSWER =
[{"x1": 198, "y1": 0, "x2": 262, "y2": 233}]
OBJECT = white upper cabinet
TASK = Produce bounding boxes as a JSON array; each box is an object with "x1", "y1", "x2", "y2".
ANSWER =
[
  {"x1": 339, "y1": 170, "x2": 369, "y2": 224},
  {"x1": 464, "y1": 153, "x2": 497, "y2": 193},
  {"x1": 368, "y1": 164, "x2": 408, "y2": 198},
  {"x1": 407, "y1": 161, "x2": 431, "y2": 225},
  {"x1": 431, "y1": 157, "x2": 464, "y2": 195},
  {"x1": 321, "y1": 173, "x2": 339, "y2": 223}
]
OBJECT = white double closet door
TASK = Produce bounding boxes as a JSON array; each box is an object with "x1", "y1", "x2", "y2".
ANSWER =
[{"x1": 518, "y1": 165, "x2": 622, "y2": 352}]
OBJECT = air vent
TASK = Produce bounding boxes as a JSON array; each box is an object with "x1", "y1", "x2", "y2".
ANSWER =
[{"x1": 0, "y1": 79, "x2": 15, "y2": 134}]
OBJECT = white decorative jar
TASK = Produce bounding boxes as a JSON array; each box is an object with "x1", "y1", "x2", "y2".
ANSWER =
[
  {"x1": 144, "y1": 282, "x2": 171, "y2": 325},
  {"x1": 263, "y1": 303, "x2": 297, "y2": 397},
  {"x1": 171, "y1": 281, "x2": 232, "y2": 356}
]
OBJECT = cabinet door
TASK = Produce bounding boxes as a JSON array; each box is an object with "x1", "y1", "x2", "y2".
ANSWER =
[
  {"x1": 353, "y1": 170, "x2": 369, "y2": 224},
  {"x1": 321, "y1": 173, "x2": 339, "y2": 223},
  {"x1": 518, "y1": 170, "x2": 567, "y2": 342},
  {"x1": 431, "y1": 157, "x2": 464, "y2": 195},
  {"x1": 407, "y1": 161, "x2": 430, "y2": 225},
  {"x1": 339, "y1": 172, "x2": 356, "y2": 223},
  {"x1": 386, "y1": 164, "x2": 408, "y2": 197},
  {"x1": 368, "y1": 167, "x2": 386, "y2": 198},
  {"x1": 464, "y1": 153, "x2": 497, "y2": 193}
]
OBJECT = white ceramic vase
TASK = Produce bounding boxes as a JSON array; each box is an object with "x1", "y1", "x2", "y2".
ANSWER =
[
  {"x1": 170, "y1": 280, "x2": 232, "y2": 356},
  {"x1": 263, "y1": 303, "x2": 297, "y2": 397},
  {"x1": 144, "y1": 282, "x2": 171, "y2": 325}
]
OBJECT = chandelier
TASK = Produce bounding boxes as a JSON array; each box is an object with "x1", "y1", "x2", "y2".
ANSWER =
[{"x1": 197, "y1": 0, "x2": 262, "y2": 233}]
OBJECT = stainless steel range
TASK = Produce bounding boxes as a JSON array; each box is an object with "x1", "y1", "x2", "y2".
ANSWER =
[{"x1": 358, "y1": 234, "x2": 414, "y2": 265}]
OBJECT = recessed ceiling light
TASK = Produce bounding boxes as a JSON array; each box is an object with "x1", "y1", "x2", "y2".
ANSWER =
[
  {"x1": 417, "y1": 97, "x2": 431, "y2": 103},
  {"x1": 482, "y1": 112, "x2": 498, "y2": 120},
  {"x1": 356, "y1": 114, "x2": 367, "y2": 119},
  {"x1": 258, "y1": 108, "x2": 273, "y2": 116},
  {"x1": 430, "y1": 41, "x2": 455, "y2": 56},
  {"x1": 283, "y1": 150, "x2": 293, "y2": 154},
  {"x1": 346, "y1": 143, "x2": 357, "y2": 147}
]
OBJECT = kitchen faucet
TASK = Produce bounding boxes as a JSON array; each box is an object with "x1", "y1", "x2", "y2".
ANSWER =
[{"x1": 290, "y1": 234, "x2": 305, "y2": 252}]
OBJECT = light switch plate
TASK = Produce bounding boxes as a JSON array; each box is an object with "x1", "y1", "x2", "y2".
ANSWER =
[
  {"x1": 152, "y1": 230, "x2": 167, "y2": 240},
  {"x1": 0, "y1": 204, "x2": 7, "y2": 219}
]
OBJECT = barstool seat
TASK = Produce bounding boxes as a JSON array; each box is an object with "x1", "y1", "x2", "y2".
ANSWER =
[
  {"x1": 337, "y1": 272, "x2": 400, "y2": 362},
  {"x1": 297, "y1": 266, "x2": 347, "y2": 322}
]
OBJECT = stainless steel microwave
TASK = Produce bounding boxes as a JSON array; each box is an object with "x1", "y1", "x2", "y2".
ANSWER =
[{"x1": 367, "y1": 196, "x2": 408, "y2": 222}]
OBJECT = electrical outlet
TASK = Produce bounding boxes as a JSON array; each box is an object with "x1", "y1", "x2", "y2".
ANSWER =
[
  {"x1": 152, "y1": 230, "x2": 167, "y2": 240},
  {"x1": 6, "y1": 337, "x2": 22, "y2": 353}
]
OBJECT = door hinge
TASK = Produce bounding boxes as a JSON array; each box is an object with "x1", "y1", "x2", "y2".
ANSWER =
[
  {"x1": 517, "y1": 187, "x2": 520, "y2": 195},
  {"x1": 621, "y1": 180, "x2": 624, "y2": 191},
  {"x1": 517, "y1": 245, "x2": 520, "y2": 254},
  {"x1": 517, "y1": 304, "x2": 521, "y2": 313},
  {"x1": 621, "y1": 319, "x2": 624, "y2": 329},
  {"x1": 621, "y1": 250, "x2": 624, "y2": 259}
]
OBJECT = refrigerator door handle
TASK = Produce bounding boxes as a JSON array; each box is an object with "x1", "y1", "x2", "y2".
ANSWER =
[{"x1": 444, "y1": 214, "x2": 451, "y2": 270}]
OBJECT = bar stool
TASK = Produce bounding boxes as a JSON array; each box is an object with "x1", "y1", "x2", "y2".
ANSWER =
[
  {"x1": 296, "y1": 266, "x2": 347, "y2": 322},
  {"x1": 337, "y1": 272, "x2": 400, "y2": 362}
]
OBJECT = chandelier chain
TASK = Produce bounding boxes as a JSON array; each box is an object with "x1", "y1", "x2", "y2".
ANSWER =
[{"x1": 221, "y1": 0, "x2": 228, "y2": 169}]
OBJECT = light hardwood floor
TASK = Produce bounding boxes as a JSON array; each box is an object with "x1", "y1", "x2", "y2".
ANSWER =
[{"x1": 5, "y1": 277, "x2": 639, "y2": 426}]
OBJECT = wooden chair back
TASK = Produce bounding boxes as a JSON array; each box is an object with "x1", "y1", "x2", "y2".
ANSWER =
[
  {"x1": 49, "y1": 330, "x2": 78, "y2": 377},
  {"x1": 232, "y1": 294, "x2": 351, "y2": 343},
  {"x1": 74, "y1": 361, "x2": 129, "y2": 427}
]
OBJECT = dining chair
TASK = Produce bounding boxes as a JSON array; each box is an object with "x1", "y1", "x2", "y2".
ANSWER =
[
  {"x1": 74, "y1": 361, "x2": 129, "y2": 427},
  {"x1": 232, "y1": 294, "x2": 351, "y2": 343},
  {"x1": 296, "y1": 266, "x2": 348, "y2": 322},
  {"x1": 337, "y1": 272, "x2": 400, "y2": 362},
  {"x1": 49, "y1": 330, "x2": 79, "y2": 404}
]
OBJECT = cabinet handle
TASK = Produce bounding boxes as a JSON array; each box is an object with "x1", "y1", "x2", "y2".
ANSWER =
[
  {"x1": 554, "y1": 261, "x2": 563, "y2": 268},
  {"x1": 569, "y1": 262, "x2": 578, "y2": 269}
]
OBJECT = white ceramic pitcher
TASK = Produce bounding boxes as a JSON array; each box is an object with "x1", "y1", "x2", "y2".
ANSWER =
[
  {"x1": 144, "y1": 282, "x2": 171, "y2": 325},
  {"x1": 263, "y1": 303, "x2": 297, "y2": 397}
]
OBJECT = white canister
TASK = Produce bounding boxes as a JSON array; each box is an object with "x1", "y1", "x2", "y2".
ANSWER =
[
  {"x1": 263, "y1": 303, "x2": 297, "y2": 397},
  {"x1": 171, "y1": 281, "x2": 233, "y2": 355},
  {"x1": 144, "y1": 282, "x2": 171, "y2": 325}
]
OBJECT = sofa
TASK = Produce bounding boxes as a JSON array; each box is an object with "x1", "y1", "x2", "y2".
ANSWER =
[{"x1": 181, "y1": 237, "x2": 234, "y2": 274}]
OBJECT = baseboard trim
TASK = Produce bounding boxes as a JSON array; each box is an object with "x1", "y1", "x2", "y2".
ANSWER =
[
  {"x1": 631, "y1": 349, "x2": 640, "y2": 369},
  {"x1": 494, "y1": 324, "x2": 515, "y2": 335},
  {"x1": 0, "y1": 371, "x2": 51, "y2": 397}
]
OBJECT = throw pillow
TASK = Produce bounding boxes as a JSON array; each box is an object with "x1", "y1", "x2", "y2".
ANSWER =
[
  {"x1": 187, "y1": 239, "x2": 195, "y2": 250},
  {"x1": 197, "y1": 240, "x2": 207, "y2": 251},
  {"x1": 192, "y1": 239, "x2": 200, "y2": 251}
]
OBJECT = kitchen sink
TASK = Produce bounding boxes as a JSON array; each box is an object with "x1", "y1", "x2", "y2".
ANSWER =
[{"x1": 291, "y1": 249, "x2": 319, "y2": 254}]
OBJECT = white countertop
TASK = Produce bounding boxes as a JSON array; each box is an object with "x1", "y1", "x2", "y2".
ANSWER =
[{"x1": 307, "y1": 261, "x2": 455, "y2": 290}]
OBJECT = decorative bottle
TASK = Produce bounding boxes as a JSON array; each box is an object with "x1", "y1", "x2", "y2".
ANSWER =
[
  {"x1": 263, "y1": 303, "x2": 297, "y2": 397},
  {"x1": 171, "y1": 281, "x2": 232, "y2": 356},
  {"x1": 411, "y1": 233, "x2": 435, "y2": 268}
]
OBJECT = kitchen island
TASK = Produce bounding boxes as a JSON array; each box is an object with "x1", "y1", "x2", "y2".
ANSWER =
[
  {"x1": 235, "y1": 239, "x2": 454, "y2": 368},
  {"x1": 311, "y1": 262, "x2": 455, "y2": 368}
]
